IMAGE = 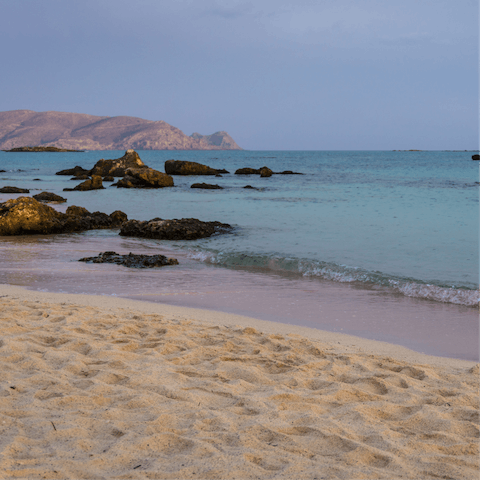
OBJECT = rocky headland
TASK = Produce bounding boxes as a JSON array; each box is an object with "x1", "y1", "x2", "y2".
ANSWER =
[
  {"x1": 0, "y1": 110, "x2": 242, "y2": 150},
  {"x1": 4, "y1": 146, "x2": 83, "y2": 152}
]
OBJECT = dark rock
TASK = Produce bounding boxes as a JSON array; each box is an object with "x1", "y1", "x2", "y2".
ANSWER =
[
  {"x1": 115, "y1": 168, "x2": 174, "y2": 188},
  {"x1": 243, "y1": 185, "x2": 256, "y2": 189},
  {"x1": 33, "y1": 192, "x2": 67, "y2": 203},
  {"x1": 66, "y1": 205, "x2": 90, "y2": 217},
  {"x1": 259, "y1": 167, "x2": 273, "y2": 177},
  {"x1": 103, "y1": 176, "x2": 114, "y2": 182},
  {"x1": 215, "y1": 174, "x2": 222, "y2": 177},
  {"x1": 78, "y1": 251, "x2": 179, "y2": 268},
  {"x1": 0, "y1": 170, "x2": 6, "y2": 173},
  {"x1": 90, "y1": 150, "x2": 147, "y2": 177},
  {"x1": 165, "y1": 160, "x2": 218, "y2": 176},
  {"x1": 70, "y1": 174, "x2": 90, "y2": 180},
  {"x1": 191, "y1": 183, "x2": 223, "y2": 189},
  {"x1": 0, "y1": 197, "x2": 127, "y2": 236},
  {"x1": 64, "y1": 175, "x2": 104, "y2": 192},
  {"x1": 56, "y1": 166, "x2": 90, "y2": 176},
  {"x1": 235, "y1": 168, "x2": 260, "y2": 175},
  {"x1": 120, "y1": 218, "x2": 232, "y2": 240},
  {"x1": 0, "y1": 186, "x2": 30, "y2": 193},
  {"x1": 5, "y1": 146, "x2": 83, "y2": 152},
  {"x1": 33, "y1": 178, "x2": 41, "y2": 181},
  {"x1": 276, "y1": 170, "x2": 303, "y2": 175},
  {"x1": 216, "y1": 169, "x2": 230, "y2": 174},
  {"x1": 472, "y1": 154, "x2": 480, "y2": 160}
]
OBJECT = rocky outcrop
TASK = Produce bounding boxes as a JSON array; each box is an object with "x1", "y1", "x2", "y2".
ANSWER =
[
  {"x1": 277, "y1": 170, "x2": 303, "y2": 175},
  {"x1": 90, "y1": 150, "x2": 147, "y2": 177},
  {"x1": 33, "y1": 192, "x2": 67, "y2": 203},
  {"x1": 0, "y1": 110, "x2": 242, "y2": 151},
  {"x1": 259, "y1": 167, "x2": 273, "y2": 177},
  {"x1": 120, "y1": 218, "x2": 233, "y2": 240},
  {"x1": 4, "y1": 146, "x2": 83, "y2": 152},
  {"x1": 115, "y1": 168, "x2": 174, "y2": 189},
  {"x1": 70, "y1": 175, "x2": 90, "y2": 180},
  {"x1": 191, "y1": 183, "x2": 223, "y2": 189},
  {"x1": 56, "y1": 166, "x2": 90, "y2": 176},
  {"x1": 235, "y1": 168, "x2": 260, "y2": 175},
  {"x1": 0, "y1": 197, "x2": 127, "y2": 235},
  {"x1": 165, "y1": 160, "x2": 219, "y2": 176},
  {"x1": 0, "y1": 186, "x2": 30, "y2": 193},
  {"x1": 472, "y1": 154, "x2": 480, "y2": 160},
  {"x1": 78, "y1": 251, "x2": 179, "y2": 268},
  {"x1": 63, "y1": 175, "x2": 104, "y2": 191}
]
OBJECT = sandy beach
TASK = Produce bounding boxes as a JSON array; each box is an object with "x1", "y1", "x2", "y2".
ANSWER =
[{"x1": 0, "y1": 284, "x2": 478, "y2": 479}]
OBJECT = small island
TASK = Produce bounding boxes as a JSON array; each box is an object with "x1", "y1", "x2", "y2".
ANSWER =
[{"x1": 4, "y1": 146, "x2": 84, "y2": 152}]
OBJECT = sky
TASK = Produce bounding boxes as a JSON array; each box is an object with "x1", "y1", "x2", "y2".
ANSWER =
[{"x1": 1, "y1": 0, "x2": 478, "y2": 150}]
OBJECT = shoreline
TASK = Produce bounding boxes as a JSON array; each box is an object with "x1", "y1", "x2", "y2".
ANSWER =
[
  {"x1": 1, "y1": 283, "x2": 475, "y2": 369},
  {"x1": 0, "y1": 283, "x2": 478, "y2": 479}
]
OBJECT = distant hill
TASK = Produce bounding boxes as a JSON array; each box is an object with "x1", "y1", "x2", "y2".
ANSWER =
[{"x1": 0, "y1": 110, "x2": 242, "y2": 151}]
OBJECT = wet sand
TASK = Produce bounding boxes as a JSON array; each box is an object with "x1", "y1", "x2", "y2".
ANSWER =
[{"x1": 0, "y1": 284, "x2": 478, "y2": 479}]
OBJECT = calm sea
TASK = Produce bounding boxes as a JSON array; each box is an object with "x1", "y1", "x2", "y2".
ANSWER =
[{"x1": 0, "y1": 150, "x2": 478, "y2": 359}]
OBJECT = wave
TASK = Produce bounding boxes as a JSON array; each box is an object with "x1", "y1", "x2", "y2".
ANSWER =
[{"x1": 186, "y1": 249, "x2": 479, "y2": 307}]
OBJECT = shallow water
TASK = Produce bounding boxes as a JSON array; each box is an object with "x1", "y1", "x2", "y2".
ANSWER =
[{"x1": 0, "y1": 150, "x2": 478, "y2": 360}]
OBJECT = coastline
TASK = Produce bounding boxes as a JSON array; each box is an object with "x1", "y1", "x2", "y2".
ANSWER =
[{"x1": 1, "y1": 283, "x2": 478, "y2": 479}]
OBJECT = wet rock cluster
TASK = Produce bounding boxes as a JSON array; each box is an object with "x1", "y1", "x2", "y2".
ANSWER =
[
  {"x1": 0, "y1": 197, "x2": 127, "y2": 236},
  {"x1": 120, "y1": 218, "x2": 233, "y2": 240},
  {"x1": 78, "y1": 251, "x2": 179, "y2": 268}
]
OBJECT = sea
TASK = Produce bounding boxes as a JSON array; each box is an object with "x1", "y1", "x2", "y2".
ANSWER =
[{"x1": 0, "y1": 150, "x2": 478, "y2": 360}]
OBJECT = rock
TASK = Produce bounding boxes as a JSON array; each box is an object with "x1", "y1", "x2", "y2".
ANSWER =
[
  {"x1": 215, "y1": 174, "x2": 222, "y2": 177},
  {"x1": 78, "y1": 251, "x2": 179, "y2": 268},
  {"x1": 0, "y1": 197, "x2": 128, "y2": 236},
  {"x1": 64, "y1": 175, "x2": 104, "y2": 191},
  {"x1": 33, "y1": 192, "x2": 67, "y2": 203},
  {"x1": 5, "y1": 146, "x2": 83, "y2": 152},
  {"x1": 472, "y1": 154, "x2": 480, "y2": 160},
  {"x1": 259, "y1": 167, "x2": 273, "y2": 177},
  {"x1": 216, "y1": 169, "x2": 230, "y2": 174},
  {"x1": 0, "y1": 170, "x2": 6, "y2": 173},
  {"x1": 90, "y1": 150, "x2": 147, "y2": 177},
  {"x1": 243, "y1": 185, "x2": 256, "y2": 189},
  {"x1": 165, "y1": 160, "x2": 218, "y2": 176},
  {"x1": 103, "y1": 176, "x2": 114, "y2": 182},
  {"x1": 191, "y1": 183, "x2": 223, "y2": 189},
  {"x1": 235, "y1": 168, "x2": 260, "y2": 175},
  {"x1": 0, "y1": 186, "x2": 30, "y2": 193},
  {"x1": 56, "y1": 166, "x2": 90, "y2": 176},
  {"x1": 116, "y1": 167, "x2": 174, "y2": 189},
  {"x1": 277, "y1": 170, "x2": 303, "y2": 175},
  {"x1": 120, "y1": 218, "x2": 233, "y2": 240},
  {"x1": 70, "y1": 175, "x2": 90, "y2": 180},
  {"x1": 33, "y1": 178, "x2": 41, "y2": 181}
]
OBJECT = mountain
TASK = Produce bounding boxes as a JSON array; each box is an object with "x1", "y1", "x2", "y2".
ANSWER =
[
  {"x1": 0, "y1": 110, "x2": 242, "y2": 150},
  {"x1": 190, "y1": 131, "x2": 241, "y2": 150}
]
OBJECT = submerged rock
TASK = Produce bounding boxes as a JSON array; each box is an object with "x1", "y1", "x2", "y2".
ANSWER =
[
  {"x1": 0, "y1": 197, "x2": 127, "y2": 236},
  {"x1": 64, "y1": 175, "x2": 104, "y2": 191},
  {"x1": 33, "y1": 192, "x2": 67, "y2": 203},
  {"x1": 191, "y1": 183, "x2": 223, "y2": 189},
  {"x1": 120, "y1": 218, "x2": 233, "y2": 240},
  {"x1": 165, "y1": 160, "x2": 218, "y2": 176},
  {"x1": 78, "y1": 251, "x2": 179, "y2": 268},
  {"x1": 115, "y1": 168, "x2": 174, "y2": 188},
  {"x1": 0, "y1": 186, "x2": 30, "y2": 193}
]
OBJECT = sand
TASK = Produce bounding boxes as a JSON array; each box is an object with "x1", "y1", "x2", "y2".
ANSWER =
[{"x1": 0, "y1": 285, "x2": 478, "y2": 479}]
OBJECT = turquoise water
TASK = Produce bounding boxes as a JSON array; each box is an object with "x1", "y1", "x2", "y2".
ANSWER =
[{"x1": 0, "y1": 150, "x2": 477, "y2": 305}]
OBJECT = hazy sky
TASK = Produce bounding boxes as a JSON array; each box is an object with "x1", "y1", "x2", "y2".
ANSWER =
[{"x1": 1, "y1": 0, "x2": 478, "y2": 150}]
